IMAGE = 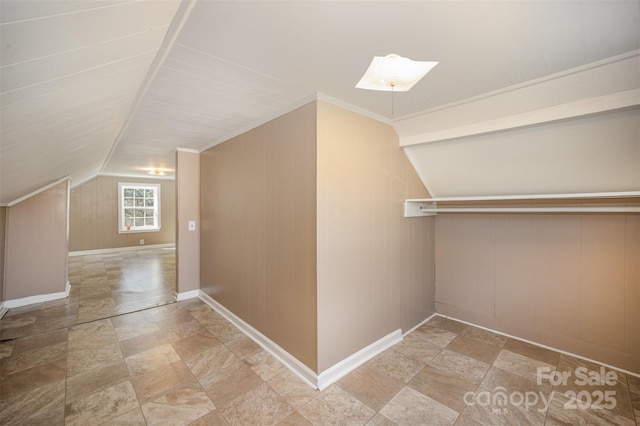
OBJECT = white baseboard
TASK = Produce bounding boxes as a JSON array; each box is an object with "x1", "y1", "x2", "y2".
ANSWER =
[
  {"x1": 199, "y1": 292, "x2": 319, "y2": 388},
  {"x1": 177, "y1": 289, "x2": 200, "y2": 301},
  {"x1": 198, "y1": 291, "x2": 407, "y2": 390},
  {"x1": 317, "y1": 328, "x2": 403, "y2": 390},
  {"x1": 4, "y1": 281, "x2": 71, "y2": 309},
  {"x1": 435, "y1": 313, "x2": 640, "y2": 379},
  {"x1": 69, "y1": 243, "x2": 175, "y2": 257},
  {"x1": 0, "y1": 302, "x2": 7, "y2": 319}
]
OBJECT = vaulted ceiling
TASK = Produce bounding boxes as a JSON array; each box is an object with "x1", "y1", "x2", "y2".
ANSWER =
[{"x1": 1, "y1": 0, "x2": 639, "y2": 204}]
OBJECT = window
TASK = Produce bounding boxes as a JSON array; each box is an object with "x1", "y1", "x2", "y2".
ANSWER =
[{"x1": 118, "y1": 183, "x2": 161, "y2": 233}]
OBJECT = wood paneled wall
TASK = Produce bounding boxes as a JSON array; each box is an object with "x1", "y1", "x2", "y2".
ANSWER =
[
  {"x1": 435, "y1": 213, "x2": 640, "y2": 373},
  {"x1": 316, "y1": 101, "x2": 435, "y2": 372},
  {"x1": 0, "y1": 206, "x2": 6, "y2": 302},
  {"x1": 200, "y1": 102, "x2": 318, "y2": 371},
  {"x1": 5, "y1": 180, "x2": 69, "y2": 300},
  {"x1": 176, "y1": 150, "x2": 200, "y2": 295},
  {"x1": 199, "y1": 100, "x2": 436, "y2": 374},
  {"x1": 69, "y1": 176, "x2": 175, "y2": 252}
]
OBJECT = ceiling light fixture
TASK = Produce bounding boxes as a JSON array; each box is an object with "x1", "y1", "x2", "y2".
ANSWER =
[
  {"x1": 147, "y1": 170, "x2": 167, "y2": 176},
  {"x1": 355, "y1": 53, "x2": 438, "y2": 114}
]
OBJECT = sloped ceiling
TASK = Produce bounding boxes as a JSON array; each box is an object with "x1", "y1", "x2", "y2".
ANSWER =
[{"x1": 1, "y1": 0, "x2": 639, "y2": 204}]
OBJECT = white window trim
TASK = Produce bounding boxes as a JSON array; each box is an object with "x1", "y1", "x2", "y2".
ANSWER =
[{"x1": 118, "y1": 182, "x2": 162, "y2": 234}]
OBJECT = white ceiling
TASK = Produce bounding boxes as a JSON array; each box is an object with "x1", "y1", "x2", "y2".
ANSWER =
[{"x1": 1, "y1": 0, "x2": 639, "y2": 204}]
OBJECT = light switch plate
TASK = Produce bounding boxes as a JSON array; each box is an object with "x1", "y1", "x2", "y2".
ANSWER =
[{"x1": 188, "y1": 220, "x2": 196, "y2": 231}]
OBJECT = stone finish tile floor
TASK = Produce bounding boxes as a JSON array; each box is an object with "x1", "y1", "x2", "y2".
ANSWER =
[
  {"x1": 1, "y1": 249, "x2": 639, "y2": 425},
  {"x1": 1, "y1": 301, "x2": 638, "y2": 425},
  {"x1": 0, "y1": 247, "x2": 176, "y2": 341}
]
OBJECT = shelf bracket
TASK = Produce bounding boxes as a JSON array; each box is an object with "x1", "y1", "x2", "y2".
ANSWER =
[{"x1": 404, "y1": 200, "x2": 437, "y2": 217}]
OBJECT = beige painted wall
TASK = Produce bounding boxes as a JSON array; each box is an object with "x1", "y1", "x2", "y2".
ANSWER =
[
  {"x1": 5, "y1": 180, "x2": 69, "y2": 300},
  {"x1": 316, "y1": 101, "x2": 434, "y2": 372},
  {"x1": 0, "y1": 206, "x2": 6, "y2": 303},
  {"x1": 176, "y1": 150, "x2": 200, "y2": 295},
  {"x1": 69, "y1": 175, "x2": 175, "y2": 252},
  {"x1": 201, "y1": 102, "x2": 318, "y2": 371},
  {"x1": 435, "y1": 213, "x2": 640, "y2": 373}
]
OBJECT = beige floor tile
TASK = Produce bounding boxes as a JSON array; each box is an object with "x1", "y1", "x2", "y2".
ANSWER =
[
  {"x1": 0, "y1": 379, "x2": 65, "y2": 425},
  {"x1": 460, "y1": 327, "x2": 507, "y2": 348},
  {"x1": 171, "y1": 331, "x2": 223, "y2": 359},
  {"x1": 115, "y1": 321, "x2": 161, "y2": 342},
  {"x1": 22, "y1": 402, "x2": 66, "y2": 426},
  {"x1": 552, "y1": 356, "x2": 634, "y2": 421},
  {"x1": 5, "y1": 341, "x2": 67, "y2": 375},
  {"x1": 267, "y1": 369, "x2": 319, "y2": 410},
  {"x1": 64, "y1": 380, "x2": 139, "y2": 426},
  {"x1": 338, "y1": 364, "x2": 404, "y2": 411},
  {"x1": 493, "y1": 350, "x2": 555, "y2": 383},
  {"x1": 102, "y1": 407, "x2": 147, "y2": 425},
  {"x1": 429, "y1": 349, "x2": 490, "y2": 385},
  {"x1": 412, "y1": 325, "x2": 458, "y2": 347},
  {"x1": 67, "y1": 342, "x2": 123, "y2": 377},
  {"x1": 426, "y1": 316, "x2": 470, "y2": 335},
  {"x1": 131, "y1": 360, "x2": 196, "y2": 403},
  {"x1": 205, "y1": 321, "x2": 244, "y2": 343},
  {"x1": 245, "y1": 350, "x2": 287, "y2": 381},
  {"x1": 446, "y1": 335, "x2": 502, "y2": 364},
  {"x1": 478, "y1": 366, "x2": 552, "y2": 414},
  {"x1": 502, "y1": 338, "x2": 560, "y2": 366},
  {"x1": 159, "y1": 319, "x2": 208, "y2": 343},
  {"x1": 150, "y1": 308, "x2": 196, "y2": 329},
  {"x1": 199, "y1": 361, "x2": 263, "y2": 408},
  {"x1": 408, "y1": 365, "x2": 478, "y2": 412},
  {"x1": 225, "y1": 335, "x2": 262, "y2": 360},
  {"x1": 140, "y1": 381, "x2": 216, "y2": 426},
  {"x1": 68, "y1": 318, "x2": 116, "y2": 343},
  {"x1": 365, "y1": 413, "x2": 396, "y2": 426},
  {"x1": 184, "y1": 343, "x2": 245, "y2": 379},
  {"x1": 188, "y1": 409, "x2": 230, "y2": 425},
  {"x1": 392, "y1": 333, "x2": 443, "y2": 364},
  {"x1": 0, "y1": 358, "x2": 67, "y2": 401},
  {"x1": 279, "y1": 411, "x2": 313, "y2": 425},
  {"x1": 366, "y1": 348, "x2": 425, "y2": 384},
  {"x1": 544, "y1": 390, "x2": 635, "y2": 426},
  {"x1": 628, "y1": 374, "x2": 640, "y2": 423},
  {"x1": 453, "y1": 414, "x2": 484, "y2": 426},
  {"x1": 66, "y1": 360, "x2": 130, "y2": 403},
  {"x1": 220, "y1": 382, "x2": 294, "y2": 426},
  {"x1": 298, "y1": 385, "x2": 376, "y2": 425},
  {"x1": 119, "y1": 330, "x2": 169, "y2": 358},
  {"x1": 380, "y1": 386, "x2": 459, "y2": 426},
  {"x1": 12, "y1": 328, "x2": 67, "y2": 355},
  {"x1": 125, "y1": 343, "x2": 181, "y2": 378}
]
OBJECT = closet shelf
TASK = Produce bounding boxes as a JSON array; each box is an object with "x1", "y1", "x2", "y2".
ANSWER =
[{"x1": 404, "y1": 191, "x2": 640, "y2": 217}]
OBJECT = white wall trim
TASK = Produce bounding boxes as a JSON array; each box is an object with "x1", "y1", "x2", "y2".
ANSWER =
[
  {"x1": 198, "y1": 293, "x2": 408, "y2": 390},
  {"x1": 435, "y1": 313, "x2": 640, "y2": 379},
  {"x1": 198, "y1": 292, "x2": 319, "y2": 389},
  {"x1": 0, "y1": 303, "x2": 7, "y2": 319},
  {"x1": 317, "y1": 329, "x2": 403, "y2": 390},
  {"x1": 69, "y1": 243, "x2": 175, "y2": 257},
  {"x1": 316, "y1": 92, "x2": 392, "y2": 125},
  {"x1": 8, "y1": 176, "x2": 71, "y2": 207},
  {"x1": 399, "y1": 89, "x2": 639, "y2": 147},
  {"x1": 4, "y1": 281, "x2": 70, "y2": 309},
  {"x1": 176, "y1": 289, "x2": 199, "y2": 301},
  {"x1": 175, "y1": 148, "x2": 200, "y2": 154}
]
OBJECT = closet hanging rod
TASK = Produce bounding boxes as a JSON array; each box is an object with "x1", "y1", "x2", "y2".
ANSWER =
[
  {"x1": 419, "y1": 206, "x2": 640, "y2": 214},
  {"x1": 406, "y1": 190, "x2": 640, "y2": 203}
]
